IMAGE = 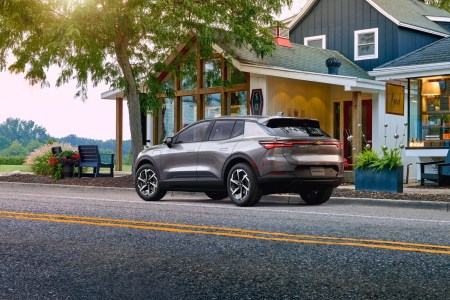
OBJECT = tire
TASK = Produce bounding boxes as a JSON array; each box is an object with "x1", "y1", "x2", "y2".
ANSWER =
[
  {"x1": 227, "y1": 163, "x2": 262, "y2": 207},
  {"x1": 135, "y1": 164, "x2": 166, "y2": 201},
  {"x1": 205, "y1": 191, "x2": 229, "y2": 200},
  {"x1": 300, "y1": 188, "x2": 333, "y2": 205}
]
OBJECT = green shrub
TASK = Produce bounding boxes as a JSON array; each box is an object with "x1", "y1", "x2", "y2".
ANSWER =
[
  {"x1": 0, "y1": 156, "x2": 26, "y2": 165},
  {"x1": 31, "y1": 151, "x2": 53, "y2": 175},
  {"x1": 371, "y1": 148, "x2": 402, "y2": 171}
]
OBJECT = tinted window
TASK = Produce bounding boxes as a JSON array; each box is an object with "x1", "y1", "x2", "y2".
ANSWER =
[
  {"x1": 176, "y1": 121, "x2": 210, "y2": 143},
  {"x1": 231, "y1": 120, "x2": 244, "y2": 137},
  {"x1": 209, "y1": 120, "x2": 235, "y2": 141},
  {"x1": 263, "y1": 119, "x2": 329, "y2": 138}
]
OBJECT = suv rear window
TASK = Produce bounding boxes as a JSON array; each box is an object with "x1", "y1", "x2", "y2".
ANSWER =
[{"x1": 262, "y1": 118, "x2": 329, "y2": 138}]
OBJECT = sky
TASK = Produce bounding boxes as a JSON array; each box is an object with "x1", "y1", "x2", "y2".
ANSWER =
[{"x1": 0, "y1": 0, "x2": 305, "y2": 142}]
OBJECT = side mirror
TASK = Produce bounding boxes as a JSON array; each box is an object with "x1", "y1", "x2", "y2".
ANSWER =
[{"x1": 164, "y1": 137, "x2": 173, "y2": 148}]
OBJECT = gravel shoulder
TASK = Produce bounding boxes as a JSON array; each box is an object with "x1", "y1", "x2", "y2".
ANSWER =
[{"x1": 0, "y1": 174, "x2": 448, "y2": 203}]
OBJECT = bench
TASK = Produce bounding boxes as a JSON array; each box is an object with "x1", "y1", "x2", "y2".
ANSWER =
[
  {"x1": 77, "y1": 145, "x2": 114, "y2": 178},
  {"x1": 418, "y1": 147, "x2": 450, "y2": 187}
]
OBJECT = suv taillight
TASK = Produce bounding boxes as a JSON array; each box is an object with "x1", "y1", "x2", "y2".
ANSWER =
[{"x1": 259, "y1": 141, "x2": 342, "y2": 149}]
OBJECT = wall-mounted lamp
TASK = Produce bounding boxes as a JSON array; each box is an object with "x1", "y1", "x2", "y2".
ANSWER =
[{"x1": 421, "y1": 81, "x2": 441, "y2": 96}]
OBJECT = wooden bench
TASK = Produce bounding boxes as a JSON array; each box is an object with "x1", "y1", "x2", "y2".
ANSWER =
[
  {"x1": 77, "y1": 145, "x2": 114, "y2": 178},
  {"x1": 418, "y1": 147, "x2": 450, "y2": 187}
]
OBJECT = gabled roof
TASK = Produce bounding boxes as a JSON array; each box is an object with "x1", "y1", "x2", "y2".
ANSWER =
[
  {"x1": 288, "y1": 0, "x2": 450, "y2": 37},
  {"x1": 221, "y1": 42, "x2": 372, "y2": 80},
  {"x1": 369, "y1": 36, "x2": 450, "y2": 79}
]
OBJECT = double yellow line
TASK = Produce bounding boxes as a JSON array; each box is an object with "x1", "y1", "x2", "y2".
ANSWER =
[{"x1": 1, "y1": 210, "x2": 449, "y2": 255}]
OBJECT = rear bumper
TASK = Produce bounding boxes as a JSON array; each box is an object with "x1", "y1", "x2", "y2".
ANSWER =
[{"x1": 257, "y1": 173, "x2": 343, "y2": 194}]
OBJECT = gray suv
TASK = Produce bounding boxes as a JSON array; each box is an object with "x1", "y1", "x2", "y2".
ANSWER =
[{"x1": 134, "y1": 116, "x2": 344, "y2": 206}]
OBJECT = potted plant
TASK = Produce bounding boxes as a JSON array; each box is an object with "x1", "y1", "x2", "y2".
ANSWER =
[
  {"x1": 353, "y1": 123, "x2": 407, "y2": 193},
  {"x1": 48, "y1": 150, "x2": 80, "y2": 180}
]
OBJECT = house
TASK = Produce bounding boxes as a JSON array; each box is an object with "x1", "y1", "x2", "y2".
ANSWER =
[
  {"x1": 370, "y1": 36, "x2": 450, "y2": 180},
  {"x1": 103, "y1": 0, "x2": 450, "y2": 183}
]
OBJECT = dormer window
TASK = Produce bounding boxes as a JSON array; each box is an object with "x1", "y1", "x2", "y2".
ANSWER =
[
  {"x1": 354, "y1": 28, "x2": 378, "y2": 60},
  {"x1": 304, "y1": 35, "x2": 326, "y2": 49}
]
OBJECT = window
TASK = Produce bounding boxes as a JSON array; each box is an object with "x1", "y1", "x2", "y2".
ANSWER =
[
  {"x1": 205, "y1": 93, "x2": 221, "y2": 118},
  {"x1": 229, "y1": 91, "x2": 247, "y2": 116},
  {"x1": 231, "y1": 120, "x2": 245, "y2": 137},
  {"x1": 160, "y1": 98, "x2": 175, "y2": 143},
  {"x1": 304, "y1": 35, "x2": 326, "y2": 49},
  {"x1": 354, "y1": 28, "x2": 378, "y2": 60},
  {"x1": 409, "y1": 77, "x2": 450, "y2": 148},
  {"x1": 176, "y1": 121, "x2": 210, "y2": 143},
  {"x1": 182, "y1": 96, "x2": 197, "y2": 127},
  {"x1": 203, "y1": 58, "x2": 222, "y2": 88},
  {"x1": 227, "y1": 64, "x2": 247, "y2": 84},
  {"x1": 209, "y1": 120, "x2": 235, "y2": 141},
  {"x1": 181, "y1": 61, "x2": 197, "y2": 90}
]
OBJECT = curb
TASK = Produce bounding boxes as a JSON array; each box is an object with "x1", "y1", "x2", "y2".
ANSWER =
[{"x1": 1, "y1": 182, "x2": 448, "y2": 211}]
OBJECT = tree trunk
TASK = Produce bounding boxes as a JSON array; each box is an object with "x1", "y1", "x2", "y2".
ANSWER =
[{"x1": 114, "y1": 25, "x2": 143, "y2": 175}]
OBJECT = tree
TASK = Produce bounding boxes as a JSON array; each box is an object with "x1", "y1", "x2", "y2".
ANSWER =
[
  {"x1": 0, "y1": 0, "x2": 292, "y2": 166},
  {"x1": 419, "y1": 0, "x2": 450, "y2": 11},
  {"x1": 0, "y1": 118, "x2": 50, "y2": 146},
  {"x1": 0, "y1": 135, "x2": 12, "y2": 151},
  {"x1": 1, "y1": 141, "x2": 28, "y2": 157}
]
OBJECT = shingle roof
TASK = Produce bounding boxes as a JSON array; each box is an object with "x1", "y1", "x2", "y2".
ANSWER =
[
  {"x1": 222, "y1": 43, "x2": 372, "y2": 79},
  {"x1": 376, "y1": 36, "x2": 450, "y2": 68},
  {"x1": 371, "y1": 0, "x2": 450, "y2": 36},
  {"x1": 289, "y1": 0, "x2": 450, "y2": 37}
]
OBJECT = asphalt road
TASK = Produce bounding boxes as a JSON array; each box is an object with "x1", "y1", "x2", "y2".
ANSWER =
[{"x1": 0, "y1": 185, "x2": 449, "y2": 299}]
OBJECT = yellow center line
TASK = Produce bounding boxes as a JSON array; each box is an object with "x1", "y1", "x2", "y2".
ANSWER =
[{"x1": 1, "y1": 210, "x2": 449, "y2": 255}]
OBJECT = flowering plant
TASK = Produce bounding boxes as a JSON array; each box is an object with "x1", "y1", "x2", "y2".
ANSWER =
[{"x1": 48, "y1": 150, "x2": 80, "y2": 180}]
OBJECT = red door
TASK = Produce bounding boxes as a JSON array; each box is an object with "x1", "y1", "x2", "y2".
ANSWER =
[{"x1": 343, "y1": 100, "x2": 372, "y2": 168}]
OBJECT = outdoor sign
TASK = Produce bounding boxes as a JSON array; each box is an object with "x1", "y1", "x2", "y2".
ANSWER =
[
  {"x1": 385, "y1": 83, "x2": 404, "y2": 115},
  {"x1": 250, "y1": 89, "x2": 264, "y2": 115}
]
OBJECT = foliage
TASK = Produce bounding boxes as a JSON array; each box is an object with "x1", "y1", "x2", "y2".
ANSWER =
[
  {"x1": 422, "y1": 0, "x2": 450, "y2": 12},
  {"x1": 26, "y1": 142, "x2": 78, "y2": 177},
  {"x1": 0, "y1": 135, "x2": 12, "y2": 151},
  {"x1": 0, "y1": 118, "x2": 50, "y2": 146},
  {"x1": 354, "y1": 149, "x2": 380, "y2": 170},
  {"x1": 48, "y1": 150, "x2": 80, "y2": 180},
  {"x1": 0, "y1": 156, "x2": 26, "y2": 165},
  {"x1": 355, "y1": 148, "x2": 402, "y2": 171},
  {"x1": 0, "y1": 141, "x2": 29, "y2": 157},
  {"x1": 26, "y1": 140, "x2": 42, "y2": 152},
  {"x1": 0, "y1": 0, "x2": 292, "y2": 165}
]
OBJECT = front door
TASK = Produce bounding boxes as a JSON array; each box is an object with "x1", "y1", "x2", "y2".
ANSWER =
[{"x1": 343, "y1": 100, "x2": 372, "y2": 168}]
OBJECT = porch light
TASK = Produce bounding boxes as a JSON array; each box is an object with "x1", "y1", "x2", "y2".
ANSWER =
[{"x1": 421, "y1": 81, "x2": 441, "y2": 96}]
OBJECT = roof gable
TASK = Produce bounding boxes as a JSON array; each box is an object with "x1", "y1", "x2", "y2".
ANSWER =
[{"x1": 288, "y1": 0, "x2": 450, "y2": 37}]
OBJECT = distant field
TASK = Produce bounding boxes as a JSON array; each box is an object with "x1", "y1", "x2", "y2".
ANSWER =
[
  {"x1": 0, "y1": 164, "x2": 132, "y2": 173},
  {"x1": 0, "y1": 165, "x2": 32, "y2": 173}
]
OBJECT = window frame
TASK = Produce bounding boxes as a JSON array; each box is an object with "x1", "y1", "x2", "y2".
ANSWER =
[
  {"x1": 354, "y1": 28, "x2": 378, "y2": 61},
  {"x1": 304, "y1": 35, "x2": 326, "y2": 49}
]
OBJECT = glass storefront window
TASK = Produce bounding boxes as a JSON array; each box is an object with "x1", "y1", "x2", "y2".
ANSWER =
[
  {"x1": 227, "y1": 64, "x2": 247, "y2": 85},
  {"x1": 203, "y1": 58, "x2": 222, "y2": 88},
  {"x1": 159, "y1": 98, "x2": 175, "y2": 143},
  {"x1": 182, "y1": 96, "x2": 197, "y2": 128},
  {"x1": 228, "y1": 91, "x2": 247, "y2": 115},
  {"x1": 205, "y1": 93, "x2": 221, "y2": 118},
  {"x1": 181, "y1": 61, "x2": 197, "y2": 90},
  {"x1": 409, "y1": 76, "x2": 450, "y2": 148}
]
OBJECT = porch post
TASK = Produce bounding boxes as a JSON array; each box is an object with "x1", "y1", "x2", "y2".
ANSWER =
[
  {"x1": 352, "y1": 91, "x2": 363, "y2": 161},
  {"x1": 116, "y1": 97, "x2": 123, "y2": 171}
]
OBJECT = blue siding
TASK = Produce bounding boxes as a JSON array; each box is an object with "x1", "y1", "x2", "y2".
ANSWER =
[{"x1": 289, "y1": 0, "x2": 445, "y2": 71}]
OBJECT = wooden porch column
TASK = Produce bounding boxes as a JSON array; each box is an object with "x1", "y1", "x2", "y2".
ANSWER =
[
  {"x1": 116, "y1": 97, "x2": 123, "y2": 171},
  {"x1": 352, "y1": 91, "x2": 363, "y2": 161}
]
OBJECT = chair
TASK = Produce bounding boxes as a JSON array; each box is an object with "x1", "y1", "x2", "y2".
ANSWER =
[
  {"x1": 77, "y1": 145, "x2": 114, "y2": 178},
  {"x1": 418, "y1": 148, "x2": 450, "y2": 187},
  {"x1": 51, "y1": 146, "x2": 62, "y2": 155}
]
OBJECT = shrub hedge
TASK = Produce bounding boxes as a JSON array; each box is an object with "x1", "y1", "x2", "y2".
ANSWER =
[{"x1": 0, "y1": 156, "x2": 26, "y2": 165}]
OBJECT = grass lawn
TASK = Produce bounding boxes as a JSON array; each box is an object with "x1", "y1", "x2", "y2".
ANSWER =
[{"x1": 0, "y1": 165, "x2": 32, "y2": 173}]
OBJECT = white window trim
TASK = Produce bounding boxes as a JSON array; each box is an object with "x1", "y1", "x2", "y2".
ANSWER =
[
  {"x1": 304, "y1": 35, "x2": 326, "y2": 49},
  {"x1": 354, "y1": 28, "x2": 378, "y2": 61}
]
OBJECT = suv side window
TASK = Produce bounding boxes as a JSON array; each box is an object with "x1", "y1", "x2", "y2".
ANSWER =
[
  {"x1": 231, "y1": 120, "x2": 244, "y2": 137},
  {"x1": 176, "y1": 121, "x2": 210, "y2": 143},
  {"x1": 209, "y1": 120, "x2": 235, "y2": 141}
]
